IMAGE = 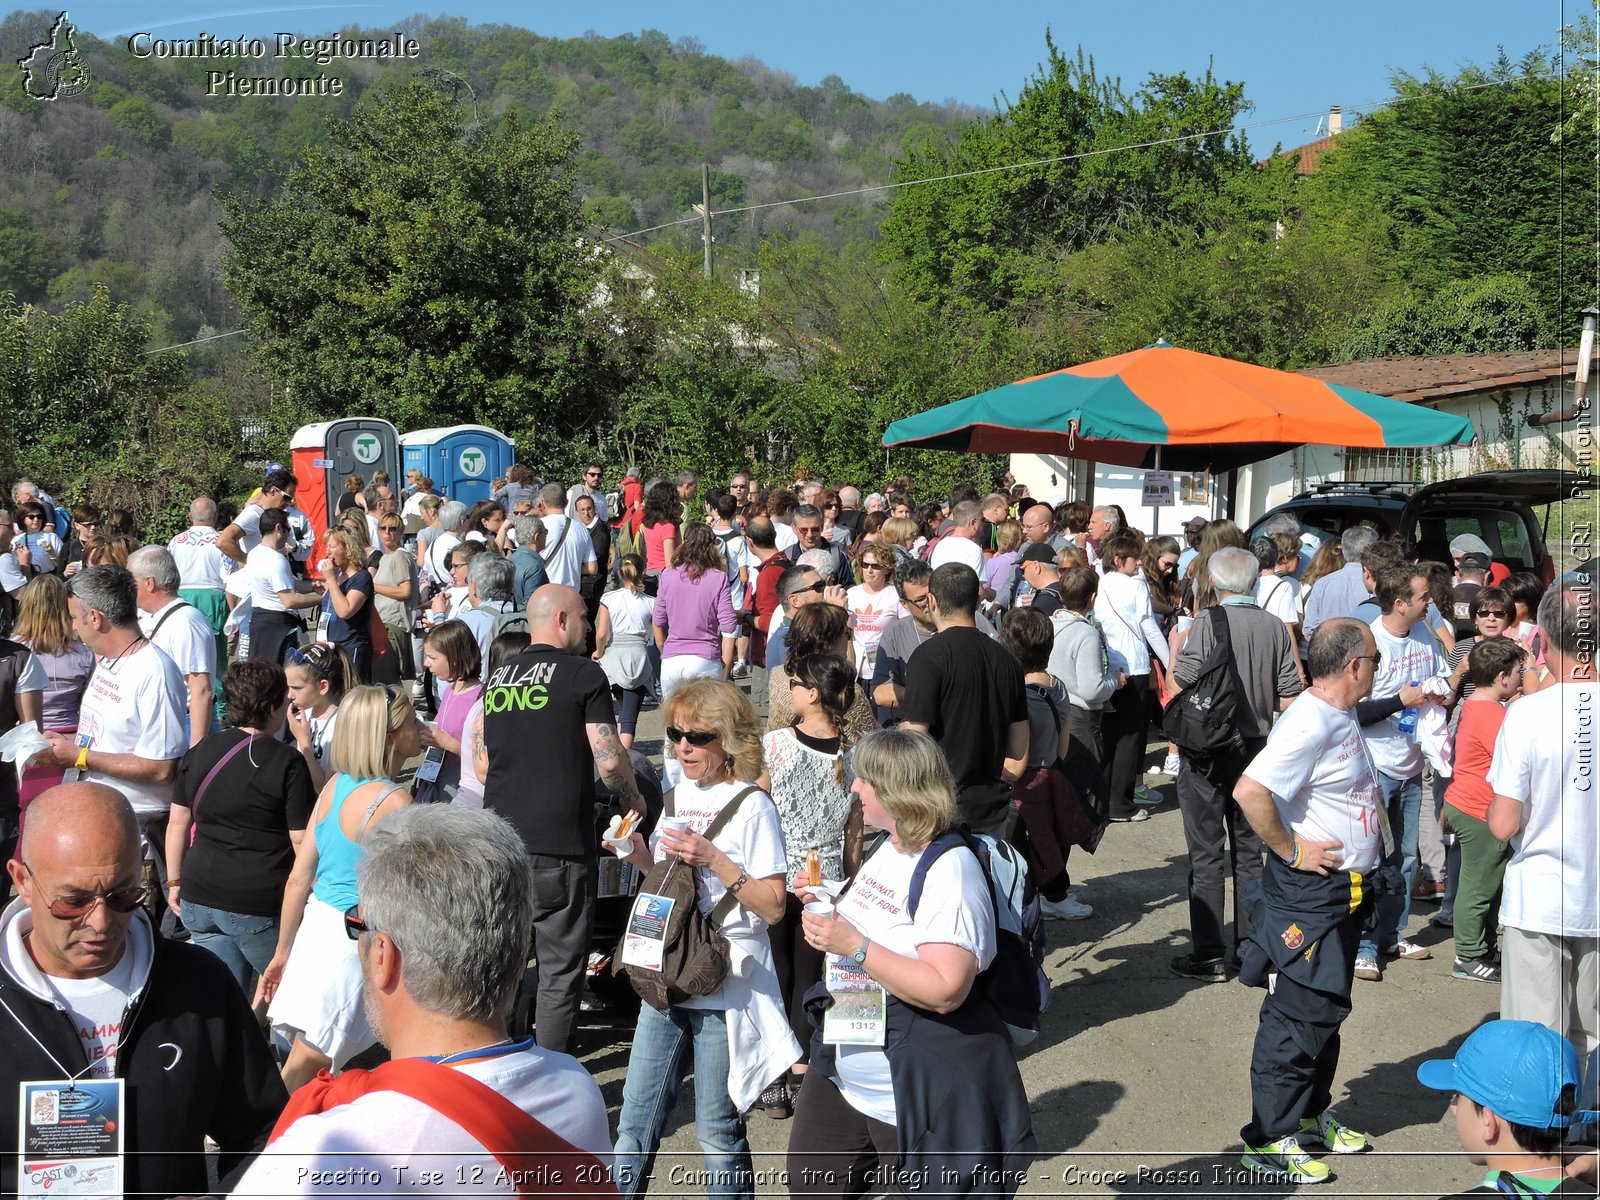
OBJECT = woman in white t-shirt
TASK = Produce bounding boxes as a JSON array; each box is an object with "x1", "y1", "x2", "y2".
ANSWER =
[
  {"x1": 593, "y1": 554, "x2": 656, "y2": 749},
  {"x1": 844, "y1": 546, "x2": 906, "y2": 688},
  {"x1": 789, "y1": 727, "x2": 1032, "y2": 1198},
  {"x1": 610, "y1": 679, "x2": 800, "y2": 1200}
]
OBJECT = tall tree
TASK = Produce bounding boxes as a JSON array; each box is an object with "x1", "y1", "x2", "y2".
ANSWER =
[{"x1": 220, "y1": 78, "x2": 605, "y2": 441}]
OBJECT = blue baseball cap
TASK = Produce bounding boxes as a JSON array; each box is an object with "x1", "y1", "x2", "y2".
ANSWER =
[
  {"x1": 266, "y1": 462, "x2": 286, "y2": 476},
  {"x1": 1417, "y1": 1021, "x2": 1591, "y2": 1129}
]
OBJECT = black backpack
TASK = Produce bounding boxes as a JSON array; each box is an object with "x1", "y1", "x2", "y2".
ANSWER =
[
  {"x1": 1162, "y1": 605, "x2": 1248, "y2": 759},
  {"x1": 613, "y1": 786, "x2": 757, "y2": 1010}
]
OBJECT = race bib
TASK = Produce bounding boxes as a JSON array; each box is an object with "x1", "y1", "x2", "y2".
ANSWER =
[
  {"x1": 823, "y1": 954, "x2": 887, "y2": 1046},
  {"x1": 414, "y1": 746, "x2": 446, "y2": 784},
  {"x1": 620, "y1": 892, "x2": 675, "y2": 973},
  {"x1": 18, "y1": 1079, "x2": 123, "y2": 1198}
]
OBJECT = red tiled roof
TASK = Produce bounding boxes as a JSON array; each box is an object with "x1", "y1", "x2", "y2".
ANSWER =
[
  {"x1": 1279, "y1": 134, "x2": 1338, "y2": 174},
  {"x1": 1296, "y1": 349, "x2": 1590, "y2": 402}
]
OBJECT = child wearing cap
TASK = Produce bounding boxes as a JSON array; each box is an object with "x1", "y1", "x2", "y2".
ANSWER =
[{"x1": 1418, "y1": 1020, "x2": 1597, "y2": 1198}]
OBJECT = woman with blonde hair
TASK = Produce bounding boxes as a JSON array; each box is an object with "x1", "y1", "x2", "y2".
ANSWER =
[
  {"x1": 318, "y1": 528, "x2": 375, "y2": 683},
  {"x1": 611, "y1": 678, "x2": 799, "y2": 1200},
  {"x1": 653, "y1": 520, "x2": 737, "y2": 697},
  {"x1": 14, "y1": 574, "x2": 90, "y2": 812},
  {"x1": 258, "y1": 683, "x2": 419, "y2": 1091},
  {"x1": 789, "y1": 727, "x2": 1033, "y2": 1198},
  {"x1": 1183, "y1": 518, "x2": 1247, "y2": 614},
  {"x1": 878, "y1": 516, "x2": 920, "y2": 577}
]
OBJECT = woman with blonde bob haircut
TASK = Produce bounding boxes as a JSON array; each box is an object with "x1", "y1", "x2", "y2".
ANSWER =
[
  {"x1": 319, "y1": 527, "x2": 376, "y2": 682},
  {"x1": 789, "y1": 727, "x2": 1035, "y2": 1199},
  {"x1": 611, "y1": 679, "x2": 800, "y2": 1200},
  {"x1": 259, "y1": 684, "x2": 420, "y2": 1092}
]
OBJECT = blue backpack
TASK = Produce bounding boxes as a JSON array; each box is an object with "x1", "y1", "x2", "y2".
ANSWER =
[{"x1": 900, "y1": 827, "x2": 1050, "y2": 1047}]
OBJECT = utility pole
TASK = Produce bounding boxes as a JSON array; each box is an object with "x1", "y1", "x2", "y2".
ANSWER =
[{"x1": 698, "y1": 163, "x2": 713, "y2": 280}]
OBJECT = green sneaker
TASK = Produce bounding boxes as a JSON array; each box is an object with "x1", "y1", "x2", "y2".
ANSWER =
[
  {"x1": 1298, "y1": 1110, "x2": 1370, "y2": 1154},
  {"x1": 1241, "y1": 1135, "x2": 1332, "y2": 1184}
]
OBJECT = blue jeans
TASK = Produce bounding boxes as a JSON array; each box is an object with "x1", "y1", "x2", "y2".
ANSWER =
[
  {"x1": 181, "y1": 900, "x2": 279, "y2": 1000},
  {"x1": 1358, "y1": 771, "x2": 1422, "y2": 960},
  {"x1": 614, "y1": 1004, "x2": 752, "y2": 1200}
]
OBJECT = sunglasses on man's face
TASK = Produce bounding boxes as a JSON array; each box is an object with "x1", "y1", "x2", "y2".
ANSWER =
[
  {"x1": 665, "y1": 726, "x2": 719, "y2": 747},
  {"x1": 21, "y1": 862, "x2": 145, "y2": 920}
]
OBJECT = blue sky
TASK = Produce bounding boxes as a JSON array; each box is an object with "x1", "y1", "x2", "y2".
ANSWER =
[{"x1": 53, "y1": 0, "x2": 1569, "y2": 148}]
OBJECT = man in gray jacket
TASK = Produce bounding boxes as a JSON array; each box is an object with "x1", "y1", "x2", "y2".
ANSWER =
[{"x1": 1170, "y1": 547, "x2": 1303, "y2": 982}]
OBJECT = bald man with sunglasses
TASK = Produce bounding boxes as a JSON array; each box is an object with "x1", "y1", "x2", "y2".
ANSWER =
[{"x1": 0, "y1": 782, "x2": 285, "y2": 1197}]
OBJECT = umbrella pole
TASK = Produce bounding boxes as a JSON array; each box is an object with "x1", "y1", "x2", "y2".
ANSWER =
[{"x1": 1151, "y1": 446, "x2": 1161, "y2": 536}]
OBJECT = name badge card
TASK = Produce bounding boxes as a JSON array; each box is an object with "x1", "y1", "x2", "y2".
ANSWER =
[
  {"x1": 823, "y1": 954, "x2": 887, "y2": 1046},
  {"x1": 414, "y1": 746, "x2": 446, "y2": 784},
  {"x1": 18, "y1": 1079, "x2": 123, "y2": 1198},
  {"x1": 620, "y1": 892, "x2": 675, "y2": 972}
]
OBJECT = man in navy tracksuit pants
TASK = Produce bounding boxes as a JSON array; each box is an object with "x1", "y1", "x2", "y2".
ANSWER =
[{"x1": 1231, "y1": 618, "x2": 1390, "y2": 1184}]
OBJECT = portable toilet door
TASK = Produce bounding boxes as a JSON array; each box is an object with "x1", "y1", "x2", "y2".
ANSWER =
[
  {"x1": 289, "y1": 418, "x2": 401, "y2": 563},
  {"x1": 400, "y1": 424, "x2": 514, "y2": 506}
]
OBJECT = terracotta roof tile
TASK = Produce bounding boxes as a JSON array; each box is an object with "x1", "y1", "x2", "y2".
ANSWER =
[{"x1": 1296, "y1": 349, "x2": 1591, "y2": 401}]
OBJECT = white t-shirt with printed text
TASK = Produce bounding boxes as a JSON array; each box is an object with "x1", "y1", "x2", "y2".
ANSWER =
[
  {"x1": 830, "y1": 838, "x2": 996, "y2": 1125},
  {"x1": 77, "y1": 641, "x2": 188, "y2": 815},
  {"x1": 1487, "y1": 682, "x2": 1599, "y2": 938},
  {"x1": 1364, "y1": 618, "x2": 1447, "y2": 779},
  {"x1": 648, "y1": 778, "x2": 787, "y2": 1010},
  {"x1": 1243, "y1": 691, "x2": 1383, "y2": 873}
]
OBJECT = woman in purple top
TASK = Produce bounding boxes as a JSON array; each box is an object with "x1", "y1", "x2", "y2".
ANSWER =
[{"x1": 653, "y1": 521, "x2": 738, "y2": 698}]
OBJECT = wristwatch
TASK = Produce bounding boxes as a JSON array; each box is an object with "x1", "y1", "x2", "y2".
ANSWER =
[{"x1": 851, "y1": 937, "x2": 869, "y2": 966}]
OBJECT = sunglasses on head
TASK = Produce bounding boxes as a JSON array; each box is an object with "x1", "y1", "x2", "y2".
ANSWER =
[
  {"x1": 22, "y1": 863, "x2": 146, "y2": 920},
  {"x1": 286, "y1": 642, "x2": 334, "y2": 678},
  {"x1": 665, "y1": 726, "x2": 719, "y2": 747}
]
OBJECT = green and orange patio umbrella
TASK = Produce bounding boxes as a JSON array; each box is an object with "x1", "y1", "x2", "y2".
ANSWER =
[{"x1": 882, "y1": 341, "x2": 1476, "y2": 472}]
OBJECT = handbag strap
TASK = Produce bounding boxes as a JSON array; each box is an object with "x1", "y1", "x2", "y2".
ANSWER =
[
  {"x1": 192, "y1": 732, "x2": 256, "y2": 827},
  {"x1": 150, "y1": 600, "x2": 195, "y2": 640},
  {"x1": 541, "y1": 516, "x2": 572, "y2": 564},
  {"x1": 355, "y1": 781, "x2": 408, "y2": 840}
]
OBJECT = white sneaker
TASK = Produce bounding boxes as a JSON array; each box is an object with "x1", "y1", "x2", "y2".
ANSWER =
[{"x1": 1040, "y1": 894, "x2": 1094, "y2": 921}]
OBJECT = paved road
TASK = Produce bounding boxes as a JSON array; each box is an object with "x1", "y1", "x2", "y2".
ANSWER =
[{"x1": 589, "y1": 693, "x2": 1497, "y2": 1197}]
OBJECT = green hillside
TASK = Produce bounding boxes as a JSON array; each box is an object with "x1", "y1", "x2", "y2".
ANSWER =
[{"x1": 0, "y1": 9, "x2": 979, "y2": 344}]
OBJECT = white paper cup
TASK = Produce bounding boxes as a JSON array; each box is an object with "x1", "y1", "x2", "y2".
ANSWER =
[
  {"x1": 658, "y1": 816, "x2": 691, "y2": 836},
  {"x1": 803, "y1": 899, "x2": 835, "y2": 918}
]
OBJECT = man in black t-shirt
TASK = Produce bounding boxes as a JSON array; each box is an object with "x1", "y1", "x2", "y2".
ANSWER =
[
  {"x1": 478, "y1": 583, "x2": 643, "y2": 1054},
  {"x1": 902, "y1": 564, "x2": 1029, "y2": 835}
]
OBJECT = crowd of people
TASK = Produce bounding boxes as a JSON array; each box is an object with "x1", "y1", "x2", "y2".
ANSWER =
[{"x1": 0, "y1": 465, "x2": 1591, "y2": 1197}]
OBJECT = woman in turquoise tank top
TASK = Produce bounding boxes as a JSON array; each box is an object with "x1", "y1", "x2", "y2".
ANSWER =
[{"x1": 257, "y1": 684, "x2": 421, "y2": 1092}]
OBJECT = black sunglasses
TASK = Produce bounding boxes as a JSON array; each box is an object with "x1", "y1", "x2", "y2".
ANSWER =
[
  {"x1": 343, "y1": 903, "x2": 396, "y2": 948},
  {"x1": 794, "y1": 580, "x2": 826, "y2": 596},
  {"x1": 665, "y1": 726, "x2": 719, "y2": 747},
  {"x1": 1475, "y1": 608, "x2": 1510, "y2": 619},
  {"x1": 22, "y1": 862, "x2": 146, "y2": 920}
]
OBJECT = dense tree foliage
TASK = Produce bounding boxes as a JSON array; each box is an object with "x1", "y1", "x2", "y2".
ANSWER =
[{"x1": 221, "y1": 80, "x2": 605, "y2": 444}]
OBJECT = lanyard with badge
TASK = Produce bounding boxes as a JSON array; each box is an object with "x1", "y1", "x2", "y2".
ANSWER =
[
  {"x1": 820, "y1": 861, "x2": 888, "y2": 1047},
  {"x1": 15, "y1": 1020, "x2": 126, "y2": 1198}
]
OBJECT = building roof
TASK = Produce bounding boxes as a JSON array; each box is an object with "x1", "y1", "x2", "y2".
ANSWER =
[
  {"x1": 1297, "y1": 348, "x2": 1589, "y2": 402},
  {"x1": 1274, "y1": 133, "x2": 1339, "y2": 175}
]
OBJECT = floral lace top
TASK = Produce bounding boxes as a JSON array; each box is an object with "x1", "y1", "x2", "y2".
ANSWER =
[{"x1": 762, "y1": 727, "x2": 855, "y2": 881}]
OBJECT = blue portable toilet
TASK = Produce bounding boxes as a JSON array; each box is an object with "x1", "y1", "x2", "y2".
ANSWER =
[{"x1": 400, "y1": 425, "x2": 515, "y2": 506}]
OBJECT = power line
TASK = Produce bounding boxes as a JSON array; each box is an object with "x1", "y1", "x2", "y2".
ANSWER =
[
  {"x1": 145, "y1": 328, "x2": 248, "y2": 355},
  {"x1": 597, "y1": 73, "x2": 1561, "y2": 244}
]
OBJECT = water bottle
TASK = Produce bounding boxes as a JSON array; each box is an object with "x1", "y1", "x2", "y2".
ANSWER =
[{"x1": 1397, "y1": 679, "x2": 1419, "y2": 736}]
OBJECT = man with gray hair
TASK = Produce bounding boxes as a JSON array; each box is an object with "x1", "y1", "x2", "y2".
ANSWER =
[
  {"x1": 1087, "y1": 505, "x2": 1120, "y2": 572},
  {"x1": 1259, "y1": 510, "x2": 1318, "y2": 578},
  {"x1": 676, "y1": 469, "x2": 700, "y2": 506},
  {"x1": 459, "y1": 552, "x2": 519, "y2": 665},
  {"x1": 1302, "y1": 524, "x2": 1381, "y2": 640},
  {"x1": 167, "y1": 497, "x2": 229, "y2": 669},
  {"x1": 129, "y1": 545, "x2": 215, "y2": 747},
  {"x1": 509, "y1": 514, "x2": 548, "y2": 607},
  {"x1": 1169, "y1": 546, "x2": 1303, "y2": 983},
  {"x1": 230, "y1": 806, "x2": 612, "y2": 1196},
  {"x1": 11, "y1": 479, "x2": 57, "y2": 528},
  {"x1": 1488, "y1": 581, "x2": 1599, "y2": 1061},
  {"x1": 41, "y1": 564, "x2": 187, "y2": 925}
]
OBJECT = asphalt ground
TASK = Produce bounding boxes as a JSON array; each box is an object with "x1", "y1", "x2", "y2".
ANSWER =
[{"x1": 593, "y1": 690, "x2": 1500, "y2": 1198}]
